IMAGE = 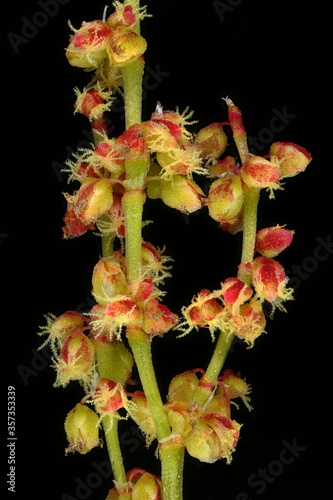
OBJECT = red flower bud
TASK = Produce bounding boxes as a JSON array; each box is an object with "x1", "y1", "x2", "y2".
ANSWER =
[
  {"x1": 255, "y1": 226, "x2": 294, "y2": 258},
  {"x1": 66, "y1": 21, "x2": 112, "y2": 69},
  {"x1": 219, "y1": 369, "x2": 252, "y2": 410},
  {"x1": 93, "y1": 139, "x2": 125, "y2": 175},
  {"x1": 220, "y1": 278, "x2": 253, "y2": 306},
  {"x1": 252, "y1": 256, "x2": 292, "y2": 304},
  {"x1": 62, "y1": 201, "x2": 95, "y2": 239},
  {"x1": 228, "y1": 298, "x2": 266, "y2": 347},
  {"x1": 107, "y1": 4, "x2": 137, "y2": 29},
  {"x1": 74, "y1": 88, "x2": 105, "y2": 119},
  {"x1": 269, "y1": 141, "x2": 312, "y2": 178},
  {"x1": 55, "y1": 329, "x2": 95, "y2": 387},
  {"x1": 142, "y1": 298, "x2": 178, "y2": 335},
  {"x1": 94, "y1": 377, "x2": 127, "y2": 414},
  {"x1": 188, "y1": 289, "x2": 223, "y2": 327},
  {"x1": 241, "y1": 156, "x2": 280, "y2": 189},
  {"x1": 130, "y1": 469, "x2": 162, "y2": 500}
]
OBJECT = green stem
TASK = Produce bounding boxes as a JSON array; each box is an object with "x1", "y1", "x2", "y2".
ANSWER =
[
  {"x1": 127, "y1": 328, "x2": 184, "y2": 500},
  {"x1": 240, "y1": 186, "x2": 261, "y2": 267},
  {"x1": 192, "y1": 328, "x2": 234, "y2": 408},
  {"x1": 121, "y1": 58, "x2": 145, "y2": 129},
  {"x1": 94, "y1": 345, "x2": 129, "y2": 496}
]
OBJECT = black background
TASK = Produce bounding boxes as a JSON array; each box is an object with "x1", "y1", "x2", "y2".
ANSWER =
[{"x1": 3, "y1": 1, "x2": 332, "y2": 499}]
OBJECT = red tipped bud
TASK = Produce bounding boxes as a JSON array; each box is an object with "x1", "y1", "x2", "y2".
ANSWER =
[
  {"x1": 142, "y1": 298, "x2": 178, "y2": 335},
  {"x1": 270, "y1": 141, "x2": 312, "y2": 178},
  {"x1": 47, "y1": 311, "x2": 86, "y2": 343},
  {"x1": 117, "y1": 123, "x2": 147, "y2": 154},
  {"x1": 105, "y1": 296, "x2": 142, "y2": 326},
  {"x1": 160, "y1": 175, "x2": 204, "y2": 214},
  {"x1": 194, "y1": 123, "x2": 228, "y2": 159},
  {"x1": 156, "y1": 141, "x2": 202, "y2": 177},
  {"x1": 55, "y1": 330, "x2": 95, "y2": 387},
  {"x1": 220, "y1": 278, "x2": 253, "y2": 306},
  {"x1": 66, "y1": 21, "x2": 112, "y2": 69},
  {"x1": 252, "y1": 256, "x2": 292, "y2": 304},
  {"x1": 207, "y1": 175, "x2": 244, "y2": 225},
  {"x1": 93, "y1": 377, "x2": 127, "y2": 414},
  {"x1": 228, "y1": 298, "x2": 266, "y2": 347},
  {"x1": 62, "y1": 201, "x2": 95, "y2": 238},
  {"x1": 107, "y1": 4, "x2": 136, "y2": 29},
  {"x1": 64, "y1": 403, "x2": 100, "y2": 454},
  {"x1": 93, "y1": 139, "x2": 125, "y2": 174},
  {"x1": 219, "y1": 369, "x2": 252, "y2": 410},
  {"x1": 188, "y1": 289, "x2": 223, "y2": 327},
  {"x1": 241, "y1": 156, "x2": 280, "y2": 189},
  {"x1": 255, "y1": 226, "x2": 294, "y2": 258},
  {"x1": 74, "y1": 88, "x2": 105, "y2": 119}
]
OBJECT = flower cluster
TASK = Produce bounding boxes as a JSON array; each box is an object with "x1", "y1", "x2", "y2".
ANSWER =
[{"x1": 179, "y1": 225, "x2": 295, "y2": 347}]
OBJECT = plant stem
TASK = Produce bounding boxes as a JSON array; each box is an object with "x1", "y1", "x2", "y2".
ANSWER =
[
  {"x1": 121, "y1": 58, "x2": 145, "y2": 129},
  {"x1": 192, "y1": 328, "x2": 234, "y2": 408},
  {"x1": 240, "y1": 186, "x2": 261, "y2": 267},
  {"x1": 127, "y1": 327, "x2": 184, "y2": 500},
  {"x1": 95, "y1": 344, "x2": 129, "y2": 496}
]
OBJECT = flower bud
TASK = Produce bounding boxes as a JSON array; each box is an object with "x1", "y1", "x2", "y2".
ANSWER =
[
  {"x1": 187, "y1": 289, "x2": 223, "y2": 327},
  {"x1": 130, "y1": 469, "x2": 162, "y2": 500},
  {"x1": 220, "y1": 278, "x2": 253, "y2": 308},
  {"x1": 156, "y1": 141, "x2": 202, "y2": 177},
  {"x1": 55, "y1": 330, "x2": 95, "y2": 387},
  {"x1": 241, "y1": 156, "x2": 280, "y2": 189},
  {"x1": 64, "y1": 403, "x2": 100, "y2": 454},
  {"x1": 194, "y1": 123, "x2": 228, "y2": 159},
  {"x1": 207, "y1": 175, "x2": 244, "y2": 225},
  {"x1": 47, "y1": 311, "x2": 86, "y2": 343},
  {"x1": 93, "y1": 339, "x2": 133, "y2": 385},
  {"x1": 74, "y1": 179, "x2": 113, "y2": 224},
  {"x1": 228, "y1": 298, "x2": 266, "y2": 347},
  {"x1": 255, "y1": 226, "x2": 294, "y2": 258},
  {"x1": 142, "y1": 120, "x2": 178, "y2": 153},
  {"x1": 184, "y1": 417, "x2": 221, "y2": 463},
  {"x1": 107, "y1": 4, "x2": 137, "y2": 29},
  {"x1": 142, "y1": 299, "x2": 178, "y2": 335},
  {"x1": 62, "y1": 201, "x2": 95, "y2": 238},
  {"x1": 219, "y1": 369, "x2": 252, "y2": 410},
  {"x1": 117, "y1": 123, "x2": 147, "y2": 154},
  {"x1": 252, "y1": 256, "x2": 291, "y2": 303},
  {"x1": 74, "y1": 87, "x2": 107, "y2": 120},
  {"x1": 269, "y1": 141, "x2": 312, "y2": 178},
  {"x1": 168, "y1": 371, "x2": 200, "y2": 403},
  {"x1": 130, "y1": 391, "x2": 157, "y2": 445},
  {"x1": 108, "y1": 27, "x2": 147, "y2": 66},
  {"x1": 93, "y1": 139, "x2": 125, "y2": 174},
  {"x1": 92, "y1": 256, "x2": 127, "y2": 306},
  {"x1": 160, "y1": 175, "x2": 204, "y2": 214},
  {"x1": 199, "y1": 414, "x2": 240, "y2": 463},
  {"x1": 208, "y1": 156, "x2": 239, "y2": 178},
  {"x1": 105, "y1": 295, "x2": 142, "y2": 327},
  {"x1": 66, "y1": 21, "x2": 112, "y2": 69},
  {"x1": 94, "y1": 377, "x2": 127, "y2": 414}
]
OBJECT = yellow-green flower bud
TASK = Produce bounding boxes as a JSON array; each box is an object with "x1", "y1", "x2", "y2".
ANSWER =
[
  {"x1": 64, "y1": 403, "x2": 100, "y2": 454},
  {"x1": 160, "y1": 175, "x2": 204, "y2": 214}
]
